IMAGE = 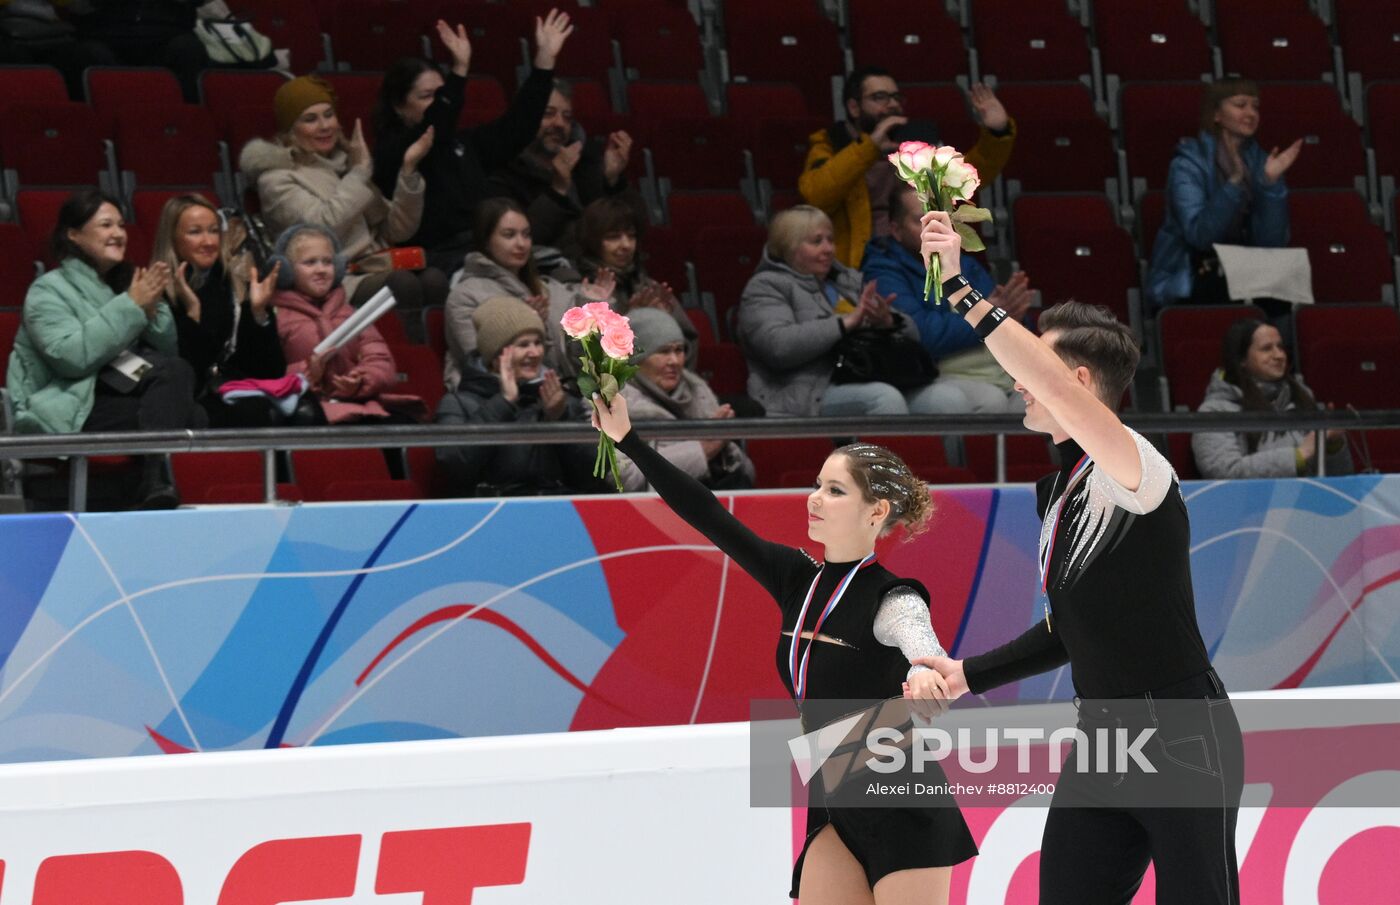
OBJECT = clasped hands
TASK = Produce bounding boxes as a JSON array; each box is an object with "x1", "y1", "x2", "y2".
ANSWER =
[{"x1": 902, "y1": 655, "x2": 968, "y2": 721}]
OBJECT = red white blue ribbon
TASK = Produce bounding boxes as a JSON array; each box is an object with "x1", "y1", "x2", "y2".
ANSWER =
[{"x1": 788, "y1": 552, "x2": 877, "y2": 700}]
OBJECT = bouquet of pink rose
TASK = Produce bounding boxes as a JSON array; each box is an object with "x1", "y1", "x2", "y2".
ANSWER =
[
  {"x1": 887, "y1": 141, "x2": 992, "y2": 304},
  {"x1": 561, "y1": 302, "x2": 639, "y2": 491}
]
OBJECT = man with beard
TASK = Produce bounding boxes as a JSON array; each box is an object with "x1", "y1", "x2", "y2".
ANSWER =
[
  {"x1": 486, "y1": 81, "x2": 634, "y2": 254},
  {"x1": 799, "y1": 67, "x2": 1017, "y2": 268}
]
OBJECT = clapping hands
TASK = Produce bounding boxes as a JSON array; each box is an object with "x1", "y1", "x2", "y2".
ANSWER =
[
  {"x1": 1263, "y1": 138, "x2": 1303, "y2": 185},
  {"x1": 842, "y1": 281, "x2": 897, "y2": 331}
]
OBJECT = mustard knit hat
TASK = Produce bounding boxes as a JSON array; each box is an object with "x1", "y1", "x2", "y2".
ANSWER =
[
  {"x1": 274, "y1": 75, "x2": 338, "y2": 134},
  {"x1": 473, "y1": 296, "x2": 546, "y2": 365}
]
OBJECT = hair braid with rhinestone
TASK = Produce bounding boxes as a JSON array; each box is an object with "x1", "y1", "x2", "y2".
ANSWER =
[{"x1": 835, "y1": 443, "x2": 934, "y2": 538}]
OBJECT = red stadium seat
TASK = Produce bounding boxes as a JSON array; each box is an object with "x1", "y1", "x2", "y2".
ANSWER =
[
  {"x1": 392, "y1": 343, "x2": 446, "y2": 413},
  {"x1": 972, "y1": 0, "x2": 1092, "y2": 82},
  {"x1": 726, "y1": 82, "x2": 808, "y2": 124},
  {"x1": 1095, "y1": 0, "x2": 1212, "y2": 81},
  {"x1": 200, "y1": 69, "x2": 289, "y2": 114},
  {"x1": 1214, "y1": 0, "x2": 1332, "y2": 80},
  {"x1": 1012, "y1": 193, "x2": 1118, "y2": 257},
  {"x1": 639, "y1": 225, "x2": 691, "y2": 288},
  {"x1": 113, "y1": 104, "x2": 222, "y2": 188},
  {"x1": 1334, "y1": 0, "x2": 1400, "y2": 80},
  {"x1": 646, "y1": 116, "x2": 748, "y2": 190},
  {"x1": 847, "y1": 0, "x2": 967, "y2": 79},
  {"x1": 548, "y1": 7, "x2": 615, "y2": 83},
  {"x1": 1254, "y1": 83, "x2": 1365, "y2": 191},
  {"x1": 321, "y1": 479, "x2": 423, "y2": 502},
  {"x1": 1296, "y1": 304, "x2": 1400, "y2": 344},
  {"x1": 1016, "y1": 221, "x2": 1139, "y2": 324},
  {"x1": 292, "y1": 448, "x2": 397, "y2": 501},
  {"x1": 171, "y1": 452, "x2": 300, "y2": 504},
  {"x1": 562, "y1": 78, "x2": 611, "y2": 119},
  {"x1": 1298, "y1": 336, "x2": 1400, "y2": 410},
  {"x1": 0, "y1": 103, "x2": 110, "y2": 188},
  {"x1": 695, "y1": 341, "x2": 749, "y2": 399},
  {"x1": 616, "y1": 5, "x2": 703, "y2": 80},
  {"x1": 964, "y1": 434, "x2": 1056, "y2": 484},
  {"x1": 746, "y1": 437, "x2": 836, "y2": 489},
  {"x1": 1288, "y1": 191, "x2": 1393, "y2": 304},
  {"x1": 0, "y1": 225, "x2": 36, "y2": 308},
  {"x1": 1119, "y1": 82, "x2": 1202, "y2": 190},
  {"x1": 0, "y1": 66, "x2": 67, "y2": 114},
  {"x1": 684, "y1": 306, "x2": 716, "y2": 346},
  {"x1": 85, "y1": 67, "x2": 184, "y2": 120},
  {"x1": 1364, "y1": 83, "x2": 1400, "y2": 185},
  {"x1": 693, "y1": 225, "x2": 766, "y2": 340},
  {"x1": 227, "y1": 0, "x2": 325, "y2": 71},
  {"x1": 329, "y1": 0, "x2": 429, "y2": 71},
  {"x1": 749, "y1": 116, "x2": 824, "y2": 193},
  {"x1": 1156, "y1": 304, "x2": 1266, "y2": 410},
  {"x1": 723, "y1": 12, "x2": 842, "y2": 116},
  {"x1": 665, "y1": 191, "x2": 754, "y2": 232},
  {"x1": 626, "y1": 80, "x2": 709, "y2": 118},
  {"x1": 432, "y1": 0, "x2": 528, "y2": 83},
  {"x1": 460, "y1": 76, "x2": 509, "y2": 127},
  {"x1": 15, "y1": 190, "x2": 71, "y2": 269},
  {"x1": 993, "y1": 84, "x2": 1115, "y2": 192}
]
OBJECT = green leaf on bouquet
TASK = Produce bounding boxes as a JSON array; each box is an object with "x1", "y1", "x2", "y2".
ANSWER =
[
  {"x1": 577, "y1": 373, "x2": 599, "y2": 398},
  {"x1": 954, "y1": 221, "x2": 987, "y2": 252},
  {"x1": 952, "y1": 204, "x2": 993, "y2": 224},
  {"x1": 598, "y1": 372, "x2": 620, "y2": 399}
]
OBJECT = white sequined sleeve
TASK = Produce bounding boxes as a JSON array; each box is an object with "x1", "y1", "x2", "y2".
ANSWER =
[
  {"x1": 1089, "y1": 427, "x2": 1177, "y2": 515},
  {"x1": 873, "y1": 587, "x2": 947, "y2": 681}
]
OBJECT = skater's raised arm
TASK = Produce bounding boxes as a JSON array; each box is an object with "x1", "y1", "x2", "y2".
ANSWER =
[
  {"x1": 594, "y1": 394, "x2": 812, "y2": 601},
  {"x1": 919, "y1": 211, "x2": 1146, "y2": 494}
]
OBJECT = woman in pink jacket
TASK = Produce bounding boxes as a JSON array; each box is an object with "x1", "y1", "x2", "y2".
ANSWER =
[{"x1": 271, "y1": 224, "x2": 423, "y2": 424}]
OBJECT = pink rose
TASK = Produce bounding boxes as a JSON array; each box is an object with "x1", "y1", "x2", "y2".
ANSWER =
[
  {"x1": 943, "y1": 157, "x2": 981, "y2": 201},
  {"x1": 895, "y1": 140, "x2": 936, "y2": 176},
  {"x1": 600, "y1": 320, "x2": 634, "y2": 359},
  {"x1": 933, "y1": 145, "x2": 960, "y2": 168},
  {"x1": 560, "y1": 306, "x2": 598, "y2": 339}
]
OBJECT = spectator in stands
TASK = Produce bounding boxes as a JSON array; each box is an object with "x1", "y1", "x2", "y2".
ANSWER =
[
  {"x1": 151, "y1": 194, "x2": 315, "y2": 427},
  {"x1": 370, "y1": 11, "x2": 574, "y2": 273},
  {"x1": 71, "y1": 0, "x2": 209, "y2": 102},
  {"x1": 239, "y1": 74, "x2": 449, "y2": 334},
  {"x1": 435, "y1": 296, "x2": 604, "y2": 496},
  {"x1": 443, "y1": 197, "x2": 611, "y2": 390},
  {"x1": 5, "y1": 189, "x2": 201, "y2": 508},
  {"x1": 1146, "y1": 79, "x2": 1302, "y2": 310},
  {"x1": 0, "y1": 0, "x2": 115, "y2": 99},
  {"x1": 862, "y1": 183, "x2": 1028, "y2": 414},
  {"x1": 800, "y1": 67, "x2": 1016, "y2": 268},
  {"x1": 736, "y1": 204, "x2": 941, "y2": 418},
  {"x1": 572, "y1": 196, "x2": 696, "y2": 361},
  {"x1": 486, "y1": 78, "x2": 633, "y2": 254},
  {"x1": 613, "y1": 308, "x2": 754, "y2": 492},
  {"x1": 271, "y1": 224, "x2": 424, "y2": 425},
  {"x1": 1193, "y1": 318, "x2": 1351, "y2": 478}
]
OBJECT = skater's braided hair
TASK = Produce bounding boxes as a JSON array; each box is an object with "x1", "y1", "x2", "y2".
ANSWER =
[{"x1": 835, "y1": 443, "x2": 933, "y2": 538}]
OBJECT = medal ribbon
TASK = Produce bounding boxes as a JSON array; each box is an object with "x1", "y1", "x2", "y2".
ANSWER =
[
  {"x1": 1038, "y1": 454, "x2": 1092, "y2": 628},
  {"x1": 788, "y1": 552, "x2": 877, "y2": 700}
]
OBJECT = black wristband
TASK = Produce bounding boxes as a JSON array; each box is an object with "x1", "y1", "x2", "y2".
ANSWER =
[
  {"x1": 951, "y1": 286, "x2": 984, "y2": 316},
  {"x1": 941, "y1": 273, "x2": 970, "y2": 297},
  {"x1": 974, "y1": 306, "x2": 1010, "y2": 341}
]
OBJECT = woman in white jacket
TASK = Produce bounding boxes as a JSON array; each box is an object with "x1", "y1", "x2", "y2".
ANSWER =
[
  {"x1": 238, "y1": 75, "x2": 447, "y2": 338},
  {"x1": 1193, "y1": 318, "x2": 1352, "y2": 478}
]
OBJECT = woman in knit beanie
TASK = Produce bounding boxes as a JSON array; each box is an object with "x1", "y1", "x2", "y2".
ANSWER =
[
  {"x1": 238, "y1": 74, "x2": 448, "y2": 341},
  {"x1": 612, "y1": 308, "x2": 755, "y2": 492},
  {"x1": 434, "y1": 296, "x2": 604, "y2": 496}
]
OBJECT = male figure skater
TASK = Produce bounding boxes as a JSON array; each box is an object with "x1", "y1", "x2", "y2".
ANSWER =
[{"x1": 908, "y1": 211, "x2": 1243, "y2": 905}]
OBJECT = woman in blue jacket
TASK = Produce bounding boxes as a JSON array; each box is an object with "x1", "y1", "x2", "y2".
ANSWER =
[{"x1": 1146, "y1": 79, "x2": 1302, "y2": 310}]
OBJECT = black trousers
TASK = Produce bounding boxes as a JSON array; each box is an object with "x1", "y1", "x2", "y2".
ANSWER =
[
  {"x1": 83, "y1": 352, "x2": 204, "y2": 433},
  {"x1": 1040, "y1": 670, "x2": 1243, "y2": 905}
]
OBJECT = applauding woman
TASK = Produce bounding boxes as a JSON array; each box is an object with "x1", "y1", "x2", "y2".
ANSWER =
[
  {"x1": 6, "y1": 190, "x2": 203, "y2": 507},
  {"x1": 151, "y1": 194, "x2": 297, "y2": 427},
  {"x1": 240, "y1": 74, "x2": 447, "y2": 327},
  {"x1": 592, "y1": 391, "x2": 976, "y2": 903}
]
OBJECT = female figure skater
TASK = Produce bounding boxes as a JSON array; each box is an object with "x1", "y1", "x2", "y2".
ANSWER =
[{"x1": 592, "y1": 395, "x2": 977, "y2": 904}]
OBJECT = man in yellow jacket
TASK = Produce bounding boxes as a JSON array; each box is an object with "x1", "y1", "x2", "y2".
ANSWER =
[{"x1": 799, "y1": 67, "x2": 1016, "y2": 268}]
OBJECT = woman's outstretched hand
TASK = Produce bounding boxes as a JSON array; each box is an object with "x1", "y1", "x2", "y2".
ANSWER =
[{"x1": 590, "y1": 391, "x2": 631, "y2": 443}]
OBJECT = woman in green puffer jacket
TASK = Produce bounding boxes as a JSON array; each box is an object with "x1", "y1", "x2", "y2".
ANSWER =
[{"x1": 5, "y1": 189, "x2": 204, "y2": 507}]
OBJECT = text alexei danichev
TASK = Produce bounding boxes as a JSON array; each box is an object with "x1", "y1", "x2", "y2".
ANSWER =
[{"x1": 865, "y1": 781, "x2": 1057, "y2": 797}]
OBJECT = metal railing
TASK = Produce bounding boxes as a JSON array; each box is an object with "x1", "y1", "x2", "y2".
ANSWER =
[{"x1": 3, "y1": 409, "x2": 1398, "y2": 511}]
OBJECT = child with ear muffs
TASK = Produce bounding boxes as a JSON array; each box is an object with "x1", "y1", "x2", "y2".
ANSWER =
[{"x1": 270, "y1": 224, "x2": 425, "y2": 424}]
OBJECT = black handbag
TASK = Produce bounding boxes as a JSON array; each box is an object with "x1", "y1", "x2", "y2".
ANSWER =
[{"x1": 831, "y1": 325, "x2": 938, "y2": 390}]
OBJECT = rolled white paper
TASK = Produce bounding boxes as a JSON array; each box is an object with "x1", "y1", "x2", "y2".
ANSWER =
[{"x1": 313, "y1": 287, "x2": 396, "y2": 355}]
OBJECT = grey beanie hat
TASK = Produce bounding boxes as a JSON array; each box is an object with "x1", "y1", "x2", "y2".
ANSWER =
[{"x1": 627, "y1": 307, "x2": 686, "y2": 363}]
